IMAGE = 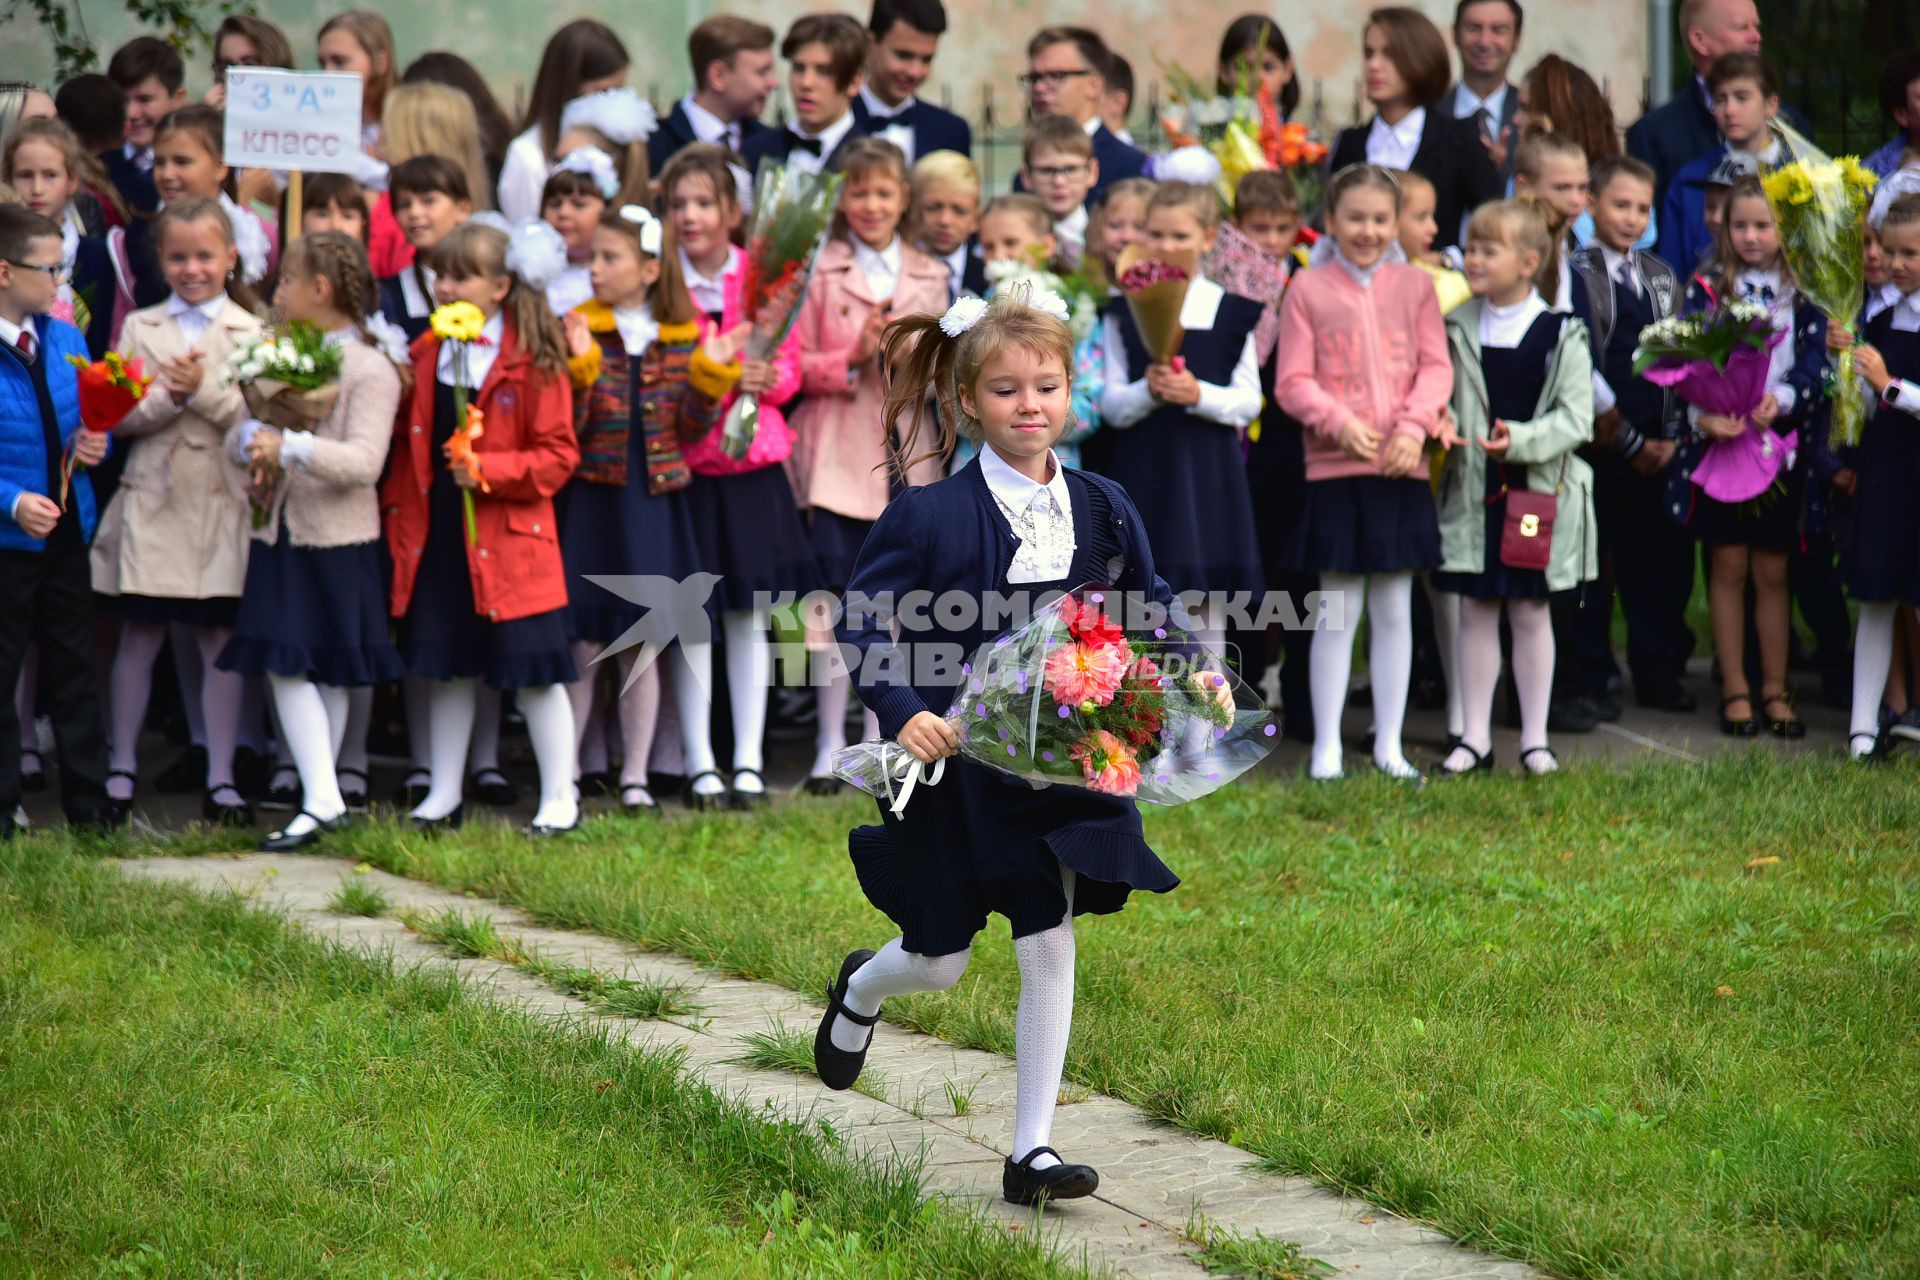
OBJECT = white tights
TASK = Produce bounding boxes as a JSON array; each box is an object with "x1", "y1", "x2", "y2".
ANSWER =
[
  {"x1": 1309, "y1": 572, "x2": 1416, "y2": 779},
  {"x1": 267, "y1": 674, "x2": 348, "y2": 838},
  {"x1": 412, "y1": 678, "x2": 577, "y2": 828},
  {"x1": 833, "y1": 867, "x2": 1078, "y2": 1171},
  {"x1": 723, "y1": 610, "x2": 771, "y2": 793},
  {"x1": 109, "y1": 622, "x2": 244, "y2": 800},
  {"x1": 1850, "y1": 603, "x2": 1920, "y2": 757},
  {"x1": 567, "y1": 640, "x2": 721, "y2": 803},
  {"x1": 1444, "y1": 597, "x2": 1557, "y2": 774}
]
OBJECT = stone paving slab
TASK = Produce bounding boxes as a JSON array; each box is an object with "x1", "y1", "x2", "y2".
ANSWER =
[{"x1": 117, "y1": 853, "x2": 1540, "y2": 1280}]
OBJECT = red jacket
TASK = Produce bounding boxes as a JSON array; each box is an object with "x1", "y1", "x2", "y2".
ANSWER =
[{"x1": 383, "y1": 321, "x2": 579, "y2": 623}]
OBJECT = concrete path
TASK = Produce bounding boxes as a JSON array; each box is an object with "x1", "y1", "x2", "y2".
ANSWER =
[{"x1": 119, "y1": 853, "x2": 1537, "y2": 1280}]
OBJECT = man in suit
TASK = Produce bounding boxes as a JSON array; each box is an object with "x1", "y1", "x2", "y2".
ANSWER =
[
  {"x1": 1449, "y1": 0, "x2": 1523, "y2": 184},
  {"x1": 852, "y1": 0, "x2": 971, "y2": 165},
  {"x1": 648, "y1": 15, "x2": 779, "y2": 173},
  {"x1": 743, "y1": 13, "x2": 871, "y2": 177},
  {"x1": 1017, "y1": 26, "x2": 1146, "y2": 201},
  {"x1": 1626, "y1": 0, "x2": 1765, "y2": 208}
]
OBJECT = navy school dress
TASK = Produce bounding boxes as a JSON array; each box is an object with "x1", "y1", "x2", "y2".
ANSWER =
[
  {"x1": 554, "y1": 344, "x2": 708, "y2": 644},
  {"x1": 1839, "y1": 314, "x2": 1920, "y2": 603},
  {"x1": 1103, "y1": 291, "x2": 1265, "y2": 597},
  {"x1": 399, "y1": 379, "x2": 577, "y2": 688},
  {"x1": 1281, "y1": 455, "x2": 1442, "y2": 577},
  {"x1": 684, "y1": 306, "x2": 819, "y2": 613},
  {"x1": 1433, "y1": 310, "x2": 1562, "y2": 600},
  {"x1": 840, "y1": 459, "x2": 1181, "y2": 958},
  {"x1": 219, "y1": 529, "x2": 404, "y2": 685}
]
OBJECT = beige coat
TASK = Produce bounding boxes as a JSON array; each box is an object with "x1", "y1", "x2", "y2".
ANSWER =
[
  {"x1": 92, "y1": 299, "x2": 263, "y2": 601},
  {"x1": 229, "y1": 340, "x2": 400, "y2": 547}
]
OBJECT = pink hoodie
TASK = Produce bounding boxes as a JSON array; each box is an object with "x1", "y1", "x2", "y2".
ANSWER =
[{"x1": 1273, "y1": 260, "x2": 1453, "y2": 482}]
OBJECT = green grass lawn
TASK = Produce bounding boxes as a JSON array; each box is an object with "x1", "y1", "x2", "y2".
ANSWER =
[
  {"x1": 0, "y1": 843, "x2": 1086, "y2": 1279},
  {"x1": 218, "y1": 755, "x2": 1920, "y2": 1280}
]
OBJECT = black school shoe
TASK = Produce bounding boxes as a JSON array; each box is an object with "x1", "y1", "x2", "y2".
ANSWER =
[
  {"x1": 1002, "y1": 1147, "x2": 1100, "y2": 1206},
  {"x1": 813, "y1": 948, "x2": 877, "y2": 1091}
]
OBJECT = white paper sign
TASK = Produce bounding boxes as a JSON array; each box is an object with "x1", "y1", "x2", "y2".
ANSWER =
[{"x1": 223, "y1": 68, "x2": 365, "y2": 174}]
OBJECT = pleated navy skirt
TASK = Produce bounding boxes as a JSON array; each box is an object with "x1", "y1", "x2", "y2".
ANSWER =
[
  {"x1": 687, "y1": 467, "x2": 818, "y2": 612},
  {"x1": 556, "y1": 471, "x2": 707, "y2": 645},
  {"x1": 218, "y1": 532, "x2": 405, "y2": 685},
  {"x1": 1841, "y1": 410, "x2": 1920, "y2": 602},
  {"x1": 1282, "y1": 475, "x2": 1441, "y2": 575},
  {"x1": 117, "y1": 593, "x2": 241, "y2": 628},
  {"x1": 1099, "y1": 410, "x2": 1264, "y2": 596}
]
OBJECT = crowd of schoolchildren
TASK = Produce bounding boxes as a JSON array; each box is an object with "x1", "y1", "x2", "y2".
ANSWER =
[{"x1": 3, "y1": 0, "x2": 1920, "y2": 846}]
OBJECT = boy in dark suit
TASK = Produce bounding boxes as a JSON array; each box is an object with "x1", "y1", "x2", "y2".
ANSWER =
[
  {"x1": 1569, "y1": 156, "x2": 1698, "y2": 713},
  {"x1": 0, "y1": 207, "x2": 117, "y2": 834},
  {"x1": 648, "y1": 15, "x2": 778, "y2": 173},
  {"x1": 103, "y1": 36, "x2": 186, "y2": 217},
  {"x1": 743, "y1": 13, "x2": 871, "y2": 176},
  {"x1": 853, "y1": 0, "x2": 971, "y2": 165},
  {"x1": 910, "y1": 149, "x2": 985, "y2": 300}
]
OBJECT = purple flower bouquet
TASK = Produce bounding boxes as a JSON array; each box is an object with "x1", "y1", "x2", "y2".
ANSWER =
[{"x1": 1633, "y1": 302, "x2": 1790, "y2": 506}]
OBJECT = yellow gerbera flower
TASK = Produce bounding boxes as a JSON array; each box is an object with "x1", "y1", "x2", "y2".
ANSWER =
[{"x1": 429, "y1": 301, "x2": 487, "y2": 343}]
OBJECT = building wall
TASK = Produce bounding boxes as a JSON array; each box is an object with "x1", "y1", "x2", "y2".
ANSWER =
[{"x1": 4, "y1": 0, "x2": 1649, "y2": 145}]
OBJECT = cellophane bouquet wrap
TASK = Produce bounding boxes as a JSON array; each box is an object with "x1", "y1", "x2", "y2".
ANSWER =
[
  {"x1": 1634, "y1": 302, "x2": 1786, "y2": 507},
  {"x1": 1115, "y1": 244, "x2": 1198, "y2": 365},
  {"x1": 222, "y1": 321, "x2": 344, "y2": 527},
  {"x1": 1203, "y1": 220, "x2": 1288, "y2": 364},
  {"x1": 1157, "y1": 53, "x2": 1327, "y2": 214},
  {"x1": 721, "y1": 159, "x2": 844, "y2": 460},
  {"x1": 61, "y1": 350, "x2": 152, "y2": 509},
  {"x1": 832, "y1": 585, "x2": 1279, "y2": 812},
  {"x1": 1758, "y1": 122, "x2": 1879, "y2": 447}
]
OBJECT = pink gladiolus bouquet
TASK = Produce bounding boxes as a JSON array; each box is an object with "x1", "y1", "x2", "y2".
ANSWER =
[
  {"x1": 1634, "y1": 301, "x2": 1790, "y2": 507},
  {"x1": 833, "y1": 584, "x2": 1279, "y2": 809}
]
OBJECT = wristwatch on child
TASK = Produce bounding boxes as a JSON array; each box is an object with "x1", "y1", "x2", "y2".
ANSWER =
[{"x1": 1886, "y1": 382, "x2": 1906, "y2": 409}]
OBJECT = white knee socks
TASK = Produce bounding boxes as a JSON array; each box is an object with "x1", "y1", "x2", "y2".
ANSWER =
[
  {"x1": 268, "y1": 673, "x2": 346, "y2": 837},
  {"x1": 518, "y1": 683, "x2": 578, "y2": 828},
  {"x1": 1010, "y1": 867, "x2": 1077, "y2": 1171},
  {"x1": 724, "y1": 610, "x2": 770, "y2": 792},
  {"x1": 412, "y1": 678, "x2": 477, "y2": 821},
  {"x1": 832, "y1": 938, "x2": 973, "y2": 1051}
]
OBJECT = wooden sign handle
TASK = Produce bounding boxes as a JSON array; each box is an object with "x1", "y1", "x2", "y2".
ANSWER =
[{"x1": 287, "y1": 170, "x2": 303, "y2": 241}]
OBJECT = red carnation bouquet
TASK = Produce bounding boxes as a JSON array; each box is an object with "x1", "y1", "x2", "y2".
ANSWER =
[
  {"x1": 833, "y1": 585, "x2": 1278, "y2": 811},
  {"x1": 719, "y1": 159, "x2": 844, "y2": 461},
  {"x1": 62, "y1": 351, "x2": 152, "y2": 509}
]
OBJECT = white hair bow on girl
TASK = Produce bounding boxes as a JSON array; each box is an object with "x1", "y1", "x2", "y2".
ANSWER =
[
  {"x1": 938, "y1": 284, "x2": 1071, "y2": 337},
  {"x1": 551, "y1": 146, "x2": 620, "y2": 201},
  {"x1": 561, "y1": 89, "x2": 658, "y2": 146},
  {"x1": 618, "y1": 205, "x2": 663, "y2": 256},
  {"x1": 1869, "y1": 164, "x2": 1920, "y2": 232},
  {"x1": 469, "y1": 213, "x2": 571, "y2": 291}
]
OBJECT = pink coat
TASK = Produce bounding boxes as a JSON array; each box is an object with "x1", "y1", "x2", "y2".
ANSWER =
[
  {"x1": 1273, "y1": 261, "x2": 1454, "y2": 482},
  {"x1": 785, "y1": 237, "x2": 949, "y2": 521},
  {"x1": 685, "y1": 261, "x2": 803, "y2": 476}
]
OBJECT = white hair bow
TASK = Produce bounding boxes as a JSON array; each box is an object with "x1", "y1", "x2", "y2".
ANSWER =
[
  {"x1": 560, "y1": 88, "x2": 658, "y2": 145},
  {"x1": 619, "y1": 204, "x2": 663, "y2": 256},
  {"x1": 551, "y1": 145, "x2": 620, "y2": 200},
  {"x1": 1869, "y1": 164, "x2": 1920, "y2": 232},
  {"x1": 473, "y1": 216, "x2": 569, "y2": 291}
]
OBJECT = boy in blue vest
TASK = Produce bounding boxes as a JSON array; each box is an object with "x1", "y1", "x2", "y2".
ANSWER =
[
  {"x1": 1569, "y1": 156, "x2": 1698, "y2": 714},
  {"x1": 0, "y1": 206, "x2": 117, "y2": 835}
]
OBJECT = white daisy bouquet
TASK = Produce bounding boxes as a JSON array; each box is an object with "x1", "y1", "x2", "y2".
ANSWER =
[{"x1": 222, "y1": 321, "x2": 346, "y2": 525}]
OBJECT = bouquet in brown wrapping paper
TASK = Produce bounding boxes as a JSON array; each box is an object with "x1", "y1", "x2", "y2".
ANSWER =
[
  {"x1": 222, "y1": 322, "x2": 345, "y2": 526},
  {"x1": 1115, "y1": 244, "x2": 1198, "y2": 364}
]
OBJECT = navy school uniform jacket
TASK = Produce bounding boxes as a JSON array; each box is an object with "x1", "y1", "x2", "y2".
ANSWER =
[
  {"x1": 838, "y1": 458, "x2": 1175, "y2": 741},
  {"x1": 1568, "y1": 243, "x2": 1684, "y2": 459},
  {"x1": 851, "y1": 93, "x2": 972, "y2": 159},
  {"x1": 741, "y1": 117, "x2": 870, "y2": 174},
  {"x1": 70, "y1": 235, "x2": 117, "y2": 358},
  {"x1": 645, "y1": 102, "x2": 771, "y2": 174},
  {"x1": 377, "y1": 265, "x2": 436, "y2": 343},
  {"x1": 99, "y1": 147, "x2": 158, "y2": 218},
  {"x1": 1328, "y1": 110, "x2": 1503, "y2": 251},
  {"x1": 1011, "y1": 122, "x2": 1148, "y2": 205}
]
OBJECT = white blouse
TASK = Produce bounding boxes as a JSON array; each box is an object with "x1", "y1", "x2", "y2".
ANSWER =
[
  {"x1": 980, "y1": 443, "x2": 1076, "y2": 584},
  {"x1": 1099, "y1": 276, "x2": 1263, "y2": 430}
]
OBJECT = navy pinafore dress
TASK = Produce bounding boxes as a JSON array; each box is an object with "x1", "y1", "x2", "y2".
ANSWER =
[{"x1": 1840, "y1": 314, "x2": 1920, "y2": 602}]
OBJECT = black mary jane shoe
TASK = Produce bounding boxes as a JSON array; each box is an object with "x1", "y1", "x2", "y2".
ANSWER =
[
  {"x1": 410, "y1": 804, "x2": 464, "y2": 834},
  {"x1": 1519, "y1": 745, "x2": 1561, "y2": 776},
  {"x1": 470, "y1": 768, "x2": 518, "y2": 808},
  {"x1": 1719, "y1": 694, "x2": 1760, "y2": 738},
  {"x1": 727, "y1": 768, "x2": 770, "y2": 810},
  {"x1": 336, "y1": 767, "x2": 370, "y2": 813},
  {"x1": 620, "y1": 785, "x2": 662, "y2": 817},
  {"x1": 19, "y1": 748, "x2": 46, "y2": 793},
  {"x1": 685, "y1": 769, "x2": 730, "y2": 812},
  {"x1": 577, "y1": 770, "x2": 614, "y2": 798},
  {"x1": 1002, "y1": 1147, "x2": 1100, "y2": 1207},
  {"x1": 801, "y1": 774, "x2": 845, "y2": 797},
  {"x1": 393, "y1": 769, "x2": 431, "y2": 808},
  {"x1": 522, "y1": 816, "x2": 579, "y2": 839},
  {"x1": 202, "y1": 785, "x2": 254, "y2": 828},
  {"x1": 1761, "y1": 692, "x2": 1806, "y2": 740},
  {"x1": 1437, "y1": 742, "x2": 1494, "y2": 777},
  {"x1": 813, "y1": 948, "x2": 878, "y2": 1091},
  {"x1": 260, "y1": 810, "x2": 348, "y2": 852}
]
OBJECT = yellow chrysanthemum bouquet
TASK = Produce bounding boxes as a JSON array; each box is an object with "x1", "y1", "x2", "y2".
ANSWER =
[{"x1": 1759, "y1": 123, "x2": 1879, "y2": 445}]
